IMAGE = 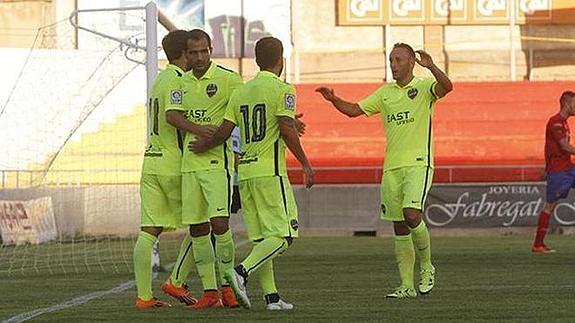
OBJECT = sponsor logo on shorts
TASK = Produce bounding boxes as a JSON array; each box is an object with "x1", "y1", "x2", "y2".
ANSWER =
[
  {"x1": 217, "y1": 207, "x2": 225, "y2": 212},
  {"x1": 290, "y1": 219, "x2": 299, "y2": 231}
]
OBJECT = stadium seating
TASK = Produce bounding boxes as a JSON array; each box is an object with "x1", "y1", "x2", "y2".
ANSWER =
[
  {"x1": 288, "y1": 81, "x2": 575, "y2": 183},
  {"x1": 8, "y1": 81, "x2": 574, "y2": 187}
]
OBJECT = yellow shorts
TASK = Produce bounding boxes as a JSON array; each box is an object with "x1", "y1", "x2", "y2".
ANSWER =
[
  {"x1": 240, "y1": 176, "x2": 299, "y2": 241},
  {"x1": 140, "y1": 173, "x2": 182, "y2": 230},
  {"x1": 182, "y1": 169, "x2": 232, "y2": 225},
  {"x1": 380, "y1": 166, "x2": 434, "y2": 222}
]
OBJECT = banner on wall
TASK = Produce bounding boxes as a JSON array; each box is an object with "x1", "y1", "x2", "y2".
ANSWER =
[
  {"x1": 77, "y1": 0, "x2": 290, "y2": 58},
  {"x1": 338, "y1": 0, "x2": 575, "y2": 25},
  {"x1": 0, "y1": 197, "x2": 58, "y2": 245},
  {"x1": 424, "y1": 183, "x2": 575, "y2": 228}
]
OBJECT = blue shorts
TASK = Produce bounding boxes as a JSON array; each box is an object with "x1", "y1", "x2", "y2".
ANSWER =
[{"x1": 546, "y1": 167, "x2": 575, "y2": 202}]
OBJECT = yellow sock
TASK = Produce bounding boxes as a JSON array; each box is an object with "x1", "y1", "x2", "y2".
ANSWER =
[
  {"x1": 192, "y1": 234, "x2": 217, "y2": 291},
  {"x1": 394, "y1": 234, "x2": 415, "y2": 289},
  {"x1": 215, "y1": 230, "x2": 235, "y2": 286},
  {"x1": 170, "y1": 234, "x2": 194, "y2": 287},
  {"x1": 133, "y1": 231, "x2": 157, "y2": 300}
]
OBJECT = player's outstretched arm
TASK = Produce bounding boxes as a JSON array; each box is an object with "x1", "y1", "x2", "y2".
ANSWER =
[
  {"x1": 279, "y1": 116, "x2": 314, "y2": 188},
  {"x1": 415, "y1": 50, "x2": 453, "y2": 98},
  {"x1": 166, "y1": 110, "x2": 217, "y2": 138},
  {"x1": 189, "y1": 120, "x2": 235, "y2": 153},
  {"x1": 315, "y1": 87, "x2": 364, "y2": 118}
]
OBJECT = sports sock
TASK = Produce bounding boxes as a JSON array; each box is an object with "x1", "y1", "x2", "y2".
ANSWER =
[
  {"x1": 240, "y1": 237, "x2": 288, "y2": 276},
  {"x1": 257, "y1": 257, "x2": 278, "y2": 295},
  {"x1": 411, "y1": 221, "x2": 433, "y2": 271},
  {"x1": 215, "y1": 229, "x2": 235, "y2": 286},
  {"x1": 169, "y1": 234, "x2": 194, "y2": 287},
  {"x1": 192, "y1": 234, "x2": 217, "y2": 291},
  {"x1": 133, "y1": 231, "x2": 157, "y2": 301},
  {"x1": 534, "y1": 210, "x2": 551, "y2": 246},
  {"x1": 394, "y1": 234, "x2": 415, "y2": 289}
]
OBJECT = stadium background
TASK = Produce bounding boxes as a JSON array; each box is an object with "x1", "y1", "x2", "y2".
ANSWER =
[
  {"x1": 1, "y1": 0, "x2": 575, "y2": 238},
  {"x1": 0, "y1": 1, "x2": 575, "y2": 322}
]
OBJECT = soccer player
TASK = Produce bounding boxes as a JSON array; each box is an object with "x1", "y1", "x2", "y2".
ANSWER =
[
  {"x1": 190, "y1": 36, "x2": 314, "y2": 310},
  {"x1": 532, "y1": 91, "x2": 575, "y2": 253},
  {"x1": 134, "y1": 29, "x2": 210, "y2": 309},
  {"x1": 316, "y1": 43, "x2": 452, "y2": 299},
  {"x1": 162, "y1": 29, "x2": 242, "y2": 309}
]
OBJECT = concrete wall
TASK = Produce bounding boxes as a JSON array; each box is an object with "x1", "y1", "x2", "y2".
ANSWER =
[{"x1": 0, "y1": 185, "x2": 387, "y2": 238}]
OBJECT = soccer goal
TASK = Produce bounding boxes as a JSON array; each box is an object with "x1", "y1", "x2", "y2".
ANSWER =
[{"x1": 0, "y1": 2, "x2": 178, "y2": 275}]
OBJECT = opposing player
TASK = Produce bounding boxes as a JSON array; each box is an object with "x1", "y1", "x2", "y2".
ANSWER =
[
  {"x1": 134, "y1": 30, "x2": 202, "y2": 309},
  {"x1": 162, "y1": 29, "x2": 242, "y2": 309},
  {"x1": 316, "y1": 43, "x2": 452, "y2": 298},
  {"x1": 190, "y1": 36, "x2": 314, "y2": 310},
  {"x1": 532, "y1": 91, "x2": 575, "y2": 253}
]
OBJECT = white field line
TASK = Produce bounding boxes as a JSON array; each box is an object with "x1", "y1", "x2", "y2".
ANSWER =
[{"x1": 3, "y1": 239, "x2": 251, "y2": 323}]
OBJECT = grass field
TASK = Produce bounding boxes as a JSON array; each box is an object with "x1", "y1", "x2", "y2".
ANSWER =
[{"x1": 1, "y1": 234, "x2": 574, "y2": 322}]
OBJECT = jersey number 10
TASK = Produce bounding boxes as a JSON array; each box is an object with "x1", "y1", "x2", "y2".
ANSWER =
[{"x1": 240, "y1": 104, "x2": 266, "y2": 143}]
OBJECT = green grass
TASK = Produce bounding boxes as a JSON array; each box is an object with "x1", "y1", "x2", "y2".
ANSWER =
[{"x1": 1, "y1": 235, "x2": 574, "y2": 322}]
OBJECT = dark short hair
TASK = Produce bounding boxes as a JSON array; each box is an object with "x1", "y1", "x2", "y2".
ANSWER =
[
  {"x1": 255, "y1": 37, "x2": 283, "y2": 69},
  {"x1": 189, "y1": 28, "x2": 212, "y2": 48},
  {"x1": 560, "y1": 91, "x2": 575, "y2": 108},
  {"x1": 162, "y1": 30, "x2": 192, "y2": 62},
  {"x1": 392, "y1": 42, "x2": 415, "y2": 59}
]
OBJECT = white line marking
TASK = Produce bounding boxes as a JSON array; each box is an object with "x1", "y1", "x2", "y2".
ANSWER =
[{"x1": 3, "y1": 239, "x2": 251, "y2": 323}]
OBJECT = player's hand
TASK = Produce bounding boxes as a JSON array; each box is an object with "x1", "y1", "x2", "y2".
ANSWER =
[
  {"x1": 303, "y1": 165, "x2": 314, "y2": 189},
  {"x1": 315, "y1": 87, "x2": 336, "y2": 103},
  {"x1": 415, "y1": 50, "x2": 434, "y2": 69},
  {"x1": 189, "y1": 137, "x2": 209, "y2": 153},
  {"x1": 295, "y1": 113, "x2": 306, "y2": 137},
  {"x1": 197, "y1": 125, "x2": 218, "y2": 138}
]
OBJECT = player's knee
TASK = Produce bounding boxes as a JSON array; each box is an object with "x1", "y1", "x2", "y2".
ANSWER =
[
  {"x1": 189, "y1": 222, "x2": 211, "y2": 237},
  {"x1": 284, "y1": 237, "x2": 294, "y2": 246},
  {"x1": 141, "y1": 226, "x2": 163, "y2": 237},
  {"x1": 210, "y1": 217, "x2": 230, "y2": 235},
  {"x1": 403, "y1": 208, "x2": 422, "y2": 228},
  {"x1": 393, "y1": 221, "x2": 410, "y2": 236}
]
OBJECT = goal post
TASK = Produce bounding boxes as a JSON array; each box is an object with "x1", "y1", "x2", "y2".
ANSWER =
[{"x1": 0, "y1": 1, "x2": 180, "y2": 276}]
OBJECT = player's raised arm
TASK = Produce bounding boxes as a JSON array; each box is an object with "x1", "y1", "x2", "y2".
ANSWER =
[
  {"x1": 279, "y1": 116, "x2": 314, "y2": 188},
  {"x1": 415, "y1": 50, "x2": 453, "y2": 99},
  {"x1": 166, "y1": 110, "x2": 217, "y2": 138},
  {"x1": 189, "y1": 119, "x2": 235, "y2": 153},
  {"x1": 315, "y1": 87, "x2": 364, "y2": 118}
]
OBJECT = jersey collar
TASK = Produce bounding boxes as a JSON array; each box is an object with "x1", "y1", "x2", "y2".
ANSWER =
[
  {"x1": 166, "y1": 63, "x2": 186, "y2": 76},
  {"x1": 189, "y1": 61, "x2": 217, "y2": 80},
  {"x1": 256, "y1": 70, "x2": 280, "y2": 80},
  {"x1": 393, "y1": 76, "x2": 417, "y2": 89}
]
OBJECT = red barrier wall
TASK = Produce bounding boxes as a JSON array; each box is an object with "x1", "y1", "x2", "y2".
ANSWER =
[{"x1": 286, "y1": 81, "x2": 575, "y2": 184}]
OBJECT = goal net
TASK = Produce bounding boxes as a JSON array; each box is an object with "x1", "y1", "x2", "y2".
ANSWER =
[{"x1": 0, "y1": 2, "x2": 178, "y2": 275}]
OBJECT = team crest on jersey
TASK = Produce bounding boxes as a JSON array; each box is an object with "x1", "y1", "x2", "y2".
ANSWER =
[
  {"x1": 284, "y1": 93, "x2": 295, "y2": 110},
  {"x1": 170, "y1": 90, "x2": 182, "y2": 104},
  {"x1": 206, "y1": 84, "x2": 218, "y2": 97},
  {"x1": 407, "y1": 88, "x2": 418, "y2": 99},
  {"x1": 290, "y1": 219, "x2": 299, "y2": 231}
]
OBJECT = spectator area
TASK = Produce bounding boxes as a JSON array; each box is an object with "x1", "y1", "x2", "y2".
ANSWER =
[{"x1": 288, "y1": 81, "x2": 575, "y2": 184}]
